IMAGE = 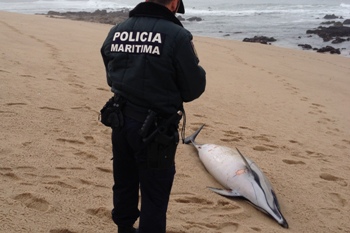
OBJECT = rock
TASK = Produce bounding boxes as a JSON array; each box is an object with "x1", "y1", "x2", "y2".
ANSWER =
[
  {"x1": 47, "y1": 11, "x2": 61, "y2": 16},
  {"x1": 187, "y1": 16, "x2": 203, "y2": 22},
  {"x1": 306, "y1": 26, "x2": 350, "y2": 42},
  {"x1": 332, "y1": 37, "x2": 347, "y2": 44},
  {"x1": 45, "y1": 9, "x2": 129, "y2": 25},
  {"x1": 316, "y1": 46, "x2": 341, "y2": 54},
  {"x1": 242, "y1": 36, "x2": 277, "y2": 44},
  {"x1": 324, "y1": 14, "x2": 340, "y2": 19},
  {"x1": 343, "y1": 19, "x2": 350, "y2": 25},
  {"x1": 321, "y1": 21, "x2": 342, "y2": 25},
  {"x1": 177, "y1": 15, "x2": 185, "y2": 21},
  {"x1": 298, "y1": 44, "x2": 313, "y2": 50}
]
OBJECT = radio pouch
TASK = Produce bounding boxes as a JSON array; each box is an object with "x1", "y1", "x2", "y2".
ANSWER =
[{"x1": 100, "y1": 96, "x2": 125, "y2": 130}]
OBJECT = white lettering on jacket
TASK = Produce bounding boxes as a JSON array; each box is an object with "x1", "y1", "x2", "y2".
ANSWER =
[{"x1": 111, "y1": 31, "x2": 165, "y2": 56}]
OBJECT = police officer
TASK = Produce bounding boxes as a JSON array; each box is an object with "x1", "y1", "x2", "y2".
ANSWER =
[{"x1": 100, "y1": 0, "x2": 206, "y2": 232}]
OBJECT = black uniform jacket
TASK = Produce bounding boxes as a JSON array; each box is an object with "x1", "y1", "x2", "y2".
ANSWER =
[{"x1": 101, "y1": 2, "x2": 206, "y2": 116}]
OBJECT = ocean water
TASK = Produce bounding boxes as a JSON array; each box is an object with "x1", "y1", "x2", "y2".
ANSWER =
[{"x1": 1, "y1": 0, "x2": 350, "y2": 56}]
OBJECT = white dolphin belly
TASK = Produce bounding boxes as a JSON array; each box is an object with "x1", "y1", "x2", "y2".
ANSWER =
[{"x1": 197, "y1": 144, "x2": 246, "y2": 188}]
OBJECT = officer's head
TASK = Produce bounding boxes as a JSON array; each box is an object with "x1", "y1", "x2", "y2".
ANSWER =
[{"x1": 147, "y1": 0, "x2": 185, "y2": 14}]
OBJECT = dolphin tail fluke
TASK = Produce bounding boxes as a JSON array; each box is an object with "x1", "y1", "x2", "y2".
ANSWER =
[
  {"x1": 183, "y1": 124, "x2": 205, "y2": 145},
  {"x1": 236, "y1": 148, "x2": 289, "y2": 228},
  {"x1": 208, "y1": 187, "x2": 242, "y2": 197},
  {"x1": 280, "y1": 219, "x2": 289, "y2": 229}
]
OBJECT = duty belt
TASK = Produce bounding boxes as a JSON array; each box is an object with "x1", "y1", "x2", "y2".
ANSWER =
[{"x1": 123, "y1": 103, "x2": 149, "y2": 122}]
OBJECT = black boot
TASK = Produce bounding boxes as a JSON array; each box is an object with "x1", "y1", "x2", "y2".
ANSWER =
[{"x1": 118, "y1": 226, "x2": 138, "y2": 233}]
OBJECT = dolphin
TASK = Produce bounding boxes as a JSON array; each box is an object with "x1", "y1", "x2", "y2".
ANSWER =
[{"x1": 184, "y1": 125, "x2": 289, "y2": 228}]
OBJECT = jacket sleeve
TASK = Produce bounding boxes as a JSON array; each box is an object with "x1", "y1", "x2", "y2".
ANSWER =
[
  {"x1": 100, "y1": 25, "x2": 118, "y2": 87},
  {"x1": 174, "y1": 32, "x2": 206, "y2": 102}
]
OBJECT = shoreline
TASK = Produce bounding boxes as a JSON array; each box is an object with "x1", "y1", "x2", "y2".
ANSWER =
[{"x1": 39, "y1": 10, "x2": 350, "y2": 58}]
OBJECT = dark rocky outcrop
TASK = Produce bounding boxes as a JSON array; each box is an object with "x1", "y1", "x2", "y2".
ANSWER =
[
  {"x1": 316, "y1": 46, "x2": 341, "y2": 54},
  {"x1": 343, "y1": 19, "x2": 350, "y2": 25},
  {"x1": 298, "y1": 44, "x2": 313, "y2": 50},
  {"x1": 331, "y1": 37, "x2": 349, "y2": 44},
  {"x1": 45, "y1": 10, "x2": 202, "y2": 24},
  {"x1": 306, "y1": 26, "x2": 350, "y2": 42},
  {"x1": 177, "y1": 15, "x2": 185, "y2": 21},
  {"x1": 324, "y1": 14, "x2": 343, "y2": 19},
  {"x1": 46, "y1": 10, "x2": 129, "y2": 25},
  {"x1": 187, "y1": 16, "x2": 203, "y2": 22},
  {"x1": 242, "y1": 36, "x2": 277, "y2": 44}
]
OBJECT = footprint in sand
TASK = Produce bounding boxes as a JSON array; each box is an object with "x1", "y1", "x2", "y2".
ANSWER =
[
  {"x1": 6, "y1": 102, "x2": 27, "y2": 106},
  {"x1": 96, "y1": 87, "x2": 110, "y2": 92},
  {"x1": 49, "y1": 229, "x2": 77, "y2": 233},
  {"x1": 342, "y1": 139, "x2": 350, "y2": 145},
  {"x1": 252, "y1": 134, "x2": 274, "y2": 142},
  {"x1": 221, "y1": 130, "x2": 244, "y2": 142},
  {"x1": 96, "y1": 167, "x2": 113, "y2": 173},
  {"x1": 289, "y1": 140, "x2": 301, "y2": 144},
  {"x1": 0, "y1": 110, "x2": 18, "y2": 117},
  {"x1": 282, "y1": 159, "x2": 306, "y2": 165},
  {"x1": 84, "y1": 135, "x2": 95, "y2": 143},
  {"x1": 198, "y1": 199, "x2": 243, "y2": 216},
  {"x1": 0, "y1": 167, "x2": 12, "y2": 172},
  {"x1": 172, "y1": 193, "x2": 241, "y2": 232},
  {"x1": 193, "y1": 114, "x2": 207, "y2": 118},
  {"x1": 56, "y1": 138, "x2": 85, "y2": 145},
  {"x1": 1, "y1": 166, "x2": 39, "y2": 181},
  {"x1": 20, "y1": 74, "x2": 35, "y2": 78},
  {"x1": 73, "y1": 150, "x2": 97, "y2": 160},
  {"x1": 185, "y1": 221, "x2": 239, "y2": 232},
  {"x1": 85, "y1": 207, "x2": 111, "y2": 220},
  {"x1": 1, "y1": 172, "x2": 20, "y2": 181},
  {"x1": 239, "y1": 126, "x2": 253, "y2": 131},
  {"x1": 0, "y1": 69, "x2": 10, "y2": 73},
  {"x1": 329, "y1": 192, "x2": 347, "y2": 207},
  {"x1": 309, "y1": 103, "x2": 327, "y2": 115},
  {"x1": 46, "y1": 180, "x2": 77, "y2": 189},
  {"x1": 189, "y1": 122, "x2": 210, "y2": 132},
  {"x1": 252, "y1": 145, "x2": 277, "y2": 151},
  {"x1": 13, "y1": 193, "x2": 50, "y2": 212},
  {"x1": 39, "y1": 106, "x2": 63, "y2": 111},
  {"x1": 71, "y1": 105, "x2": 94, "y2": 113},
  {"x1": 55, "y1": 166, "x2": 85, "y2": 171},
  {"x1": 319, "y1": 173, "x2": 347, "y2": 187},
  {"x1": 174, "y1": 196, "x2": 214, "y2": 205}
]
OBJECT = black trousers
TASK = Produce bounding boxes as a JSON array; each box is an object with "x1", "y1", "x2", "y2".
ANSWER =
[{"x1": 111, "y1": 116, "x2": 176, "y2": 233}]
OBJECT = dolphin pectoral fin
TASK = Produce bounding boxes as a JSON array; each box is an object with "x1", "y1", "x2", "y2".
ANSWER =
[
  {"x1": 236, "y1": 148, "x2": 253, "y2": 173},
  {"x1": 207, "y1": 187, "x2": 242, "y2": 197}
]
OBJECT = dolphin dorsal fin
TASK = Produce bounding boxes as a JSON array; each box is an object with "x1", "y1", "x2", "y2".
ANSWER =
[{"x1": 236, "y1": 148, "x2": 253, "y2": 173}]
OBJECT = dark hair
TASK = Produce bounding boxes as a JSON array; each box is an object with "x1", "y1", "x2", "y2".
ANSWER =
[{"x1": 149, "y1": 0, "x2": 185, "y2": 14}]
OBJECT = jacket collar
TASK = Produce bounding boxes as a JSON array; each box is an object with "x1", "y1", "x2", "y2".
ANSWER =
[{"x1": 129, "y1": 2, "x2": 183, "y2": 27}]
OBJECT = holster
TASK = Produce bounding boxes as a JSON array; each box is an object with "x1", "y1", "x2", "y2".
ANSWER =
[
  {"x1": 100, "y1": 95, "x2": 125, "y2": 130},
  {"x1": 143, "y1": 112, "x2": 182, "y2": 169},
  {"x1": 146, "y1": 127, "x2": 179, "y2": 169}
]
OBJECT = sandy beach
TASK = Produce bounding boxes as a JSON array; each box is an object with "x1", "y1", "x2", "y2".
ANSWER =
[{"x1": 1, "y1": 11, "x2": 350, "y2": 233}]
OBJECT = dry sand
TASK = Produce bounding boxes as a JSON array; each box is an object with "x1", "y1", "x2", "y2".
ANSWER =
[{"x1": 1, "y1": 11, "x2": 350, "y2": 233}]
